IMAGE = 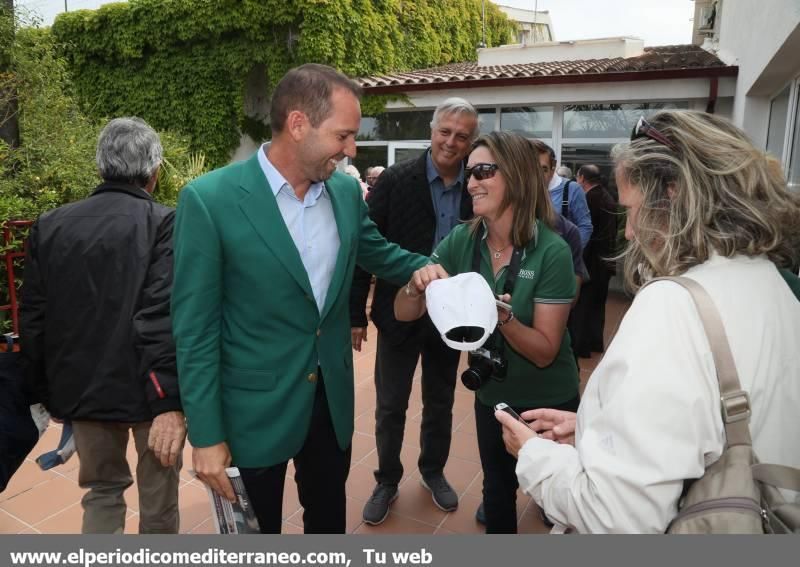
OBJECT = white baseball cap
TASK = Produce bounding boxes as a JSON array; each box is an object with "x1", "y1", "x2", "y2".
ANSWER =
[{"x1": 425, "y1": 272, "x2": 498, "y2": 351}]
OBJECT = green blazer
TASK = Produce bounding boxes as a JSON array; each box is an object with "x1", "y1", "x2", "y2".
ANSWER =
[{"x1": 172, "y1": 152, "x2": 427, "y2": 468}]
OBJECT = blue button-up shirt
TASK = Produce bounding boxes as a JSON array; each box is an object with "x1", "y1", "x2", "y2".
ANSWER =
[
  {"x1": 257, "y1": 144, "x2": 340, "y2": 312},
  {"x1": 426, "y1": 150, "x2": 464, "y2": 248},
  {"x1": 548, "y1": 174, "x2": 593, "y2": 248}
]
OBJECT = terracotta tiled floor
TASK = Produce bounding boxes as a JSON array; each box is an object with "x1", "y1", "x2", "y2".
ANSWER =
[{"x1": 0, "y1": 292, "x2": 630, "y2": 535}]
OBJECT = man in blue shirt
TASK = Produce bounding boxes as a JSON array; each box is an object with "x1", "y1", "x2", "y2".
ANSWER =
[
  {"x1": 532, "y1": 140, "x2": 593, "y2": 247},
  {"x1": 350, "y1": 98, "x2": 479, "y2": 525}
]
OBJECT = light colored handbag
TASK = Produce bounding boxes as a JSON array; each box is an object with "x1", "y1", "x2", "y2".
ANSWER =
[{"x1": 642, "y1": 276, "x2": 800, "y2": 534}]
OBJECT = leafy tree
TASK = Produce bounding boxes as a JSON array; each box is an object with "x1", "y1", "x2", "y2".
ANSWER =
[
  {"x1": 51, "y1": 0, "x2": 514, "y2": 166},
  {"x1": 1, "y1": 0, "x2": 19, "y2": 148},
  {"x1": 0, "y1": 10, "x2": 204, "y2": 331}
]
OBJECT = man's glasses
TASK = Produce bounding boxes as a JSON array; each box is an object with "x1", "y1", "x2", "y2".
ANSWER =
[
  {"x1": 465, "y1": 163, "x2": 499, "y2": 181},
  {"x1": 631, "y1": 116, "x2": 677, "y2": 150}
]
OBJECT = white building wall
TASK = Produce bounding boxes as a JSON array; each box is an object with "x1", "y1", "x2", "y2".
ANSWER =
[
  {"x1": 714, "y1": 0, "x2": 800, "y2": 147},
  {"x1": 478, "y1": 37, "x2": 644, "y2": 66},
  {"x1": 495, "y1": 5, "x2": 554, "y2": 42}
]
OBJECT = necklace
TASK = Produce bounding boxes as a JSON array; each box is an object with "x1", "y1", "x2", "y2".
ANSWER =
[{"x1": 488, "y1": 239, "x2": 512, "y2": 259}]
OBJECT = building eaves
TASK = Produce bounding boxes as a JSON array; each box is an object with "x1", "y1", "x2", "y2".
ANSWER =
[{"x1": 357, "y1": 44, "x2": 738, "y2": 94}]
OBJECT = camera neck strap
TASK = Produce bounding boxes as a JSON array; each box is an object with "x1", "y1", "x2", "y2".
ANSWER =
[
  {"x1": 471, "y1": 223, "x2": 524, "y2": 296},
  {"x1": 471, "y1": 223, "x2": 524, "y2": 359}
]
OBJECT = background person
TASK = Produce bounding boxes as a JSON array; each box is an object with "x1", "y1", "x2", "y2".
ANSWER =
[
  {"x1": 555, "y1": 165, "x2": 573, "y2": 180},
  {"x1": 365, "y1": 165, "x2": 385, "y2": 189},
  {"x1": 497, "y1": 110, "x2": 800, "y2": 533},
  {"x1": 350, "y1": 98, "x2": 479, "y2": 525},
  {"x1": 569, "y1": 164, "x2": 617, "y2": 357},
  {"x1": 20, "y1": 117, "x2": 184, "y2": 534},
  {"x1": 344, "y1": 163, "x2": 369, "y2": 199},
  {"x1": 531, "y1": 141, "x2": 593, "y2": 247},
  {"x1": 395, "y1": 131, "x2": 580, "y2": 533}
]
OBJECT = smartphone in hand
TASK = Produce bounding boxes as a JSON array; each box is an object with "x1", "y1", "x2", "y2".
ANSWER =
[{"x1": 494, "y1": 402, "x2": 533, "y2": 429}]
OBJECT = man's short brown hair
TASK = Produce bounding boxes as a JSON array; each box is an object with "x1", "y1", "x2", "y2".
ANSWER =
[
  {"x1": 269, "y1": 63, "x2": 363, "y2": 133},
  {"x1": 530, "y1": 139, "x2": 556, "y2": 166}
]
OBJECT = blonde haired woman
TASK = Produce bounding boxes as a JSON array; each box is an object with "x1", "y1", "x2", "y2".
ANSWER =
[
  {"x1": 396, "y1": 131, "x2": 580, "y2": 533},
  {"x1": 497, "y1": 110, "x2": 800, "y2": 533}
]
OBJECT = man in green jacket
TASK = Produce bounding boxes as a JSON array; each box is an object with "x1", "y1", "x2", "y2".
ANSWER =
[{"x1": 172, "y1": 64, "x2": 428, "y2": 533}]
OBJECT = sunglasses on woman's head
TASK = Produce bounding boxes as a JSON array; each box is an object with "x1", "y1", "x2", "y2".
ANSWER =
[
  {"x1": 631, "y1": 116, "x2": 677, "y2": 151},
  {"x1": 465, "y1": 163, "x2": 499, "y2": 181}
]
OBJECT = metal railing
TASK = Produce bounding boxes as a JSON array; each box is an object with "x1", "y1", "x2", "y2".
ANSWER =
[{"x1": 1, "y1": 220, "x2": 33, "y2": 336}]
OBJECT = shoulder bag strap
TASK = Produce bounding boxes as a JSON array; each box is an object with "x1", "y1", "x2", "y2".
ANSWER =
[
  {"x1": 642, "y1": 276, "x2": 753, "y2": 447},
  {"x1": 751, "y1": 464, "x2": 800, "y2": 492},
  {"x1": 561, "y1": 180, "x2": 570, "y2": 217}
]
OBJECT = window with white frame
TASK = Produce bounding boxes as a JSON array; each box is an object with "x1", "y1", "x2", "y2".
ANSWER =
[
  {"x1": 765, "y1": 77, "x2": 800, "y2": 192},
  {"x1": 500, "y1": 106, "x2": 553, "y2": 138},
  {"x1": 477, "y1": 108, "x2": 498, "y2": 135},
  {"x1": 562, "y1": 102, "x2": 688, "y2": 139},
  {"x1": 357, "y1": 100, "x2": 688, "y2": 169},
  {"x1": 787, "y1": 80, "x2": 800, "y2": 192},
  {"x1": 357, "y1": 110, "x2": 432, "y2": 141},
  {"x1": 766, "y1": 85, "x2": 791, "y2": 160}
]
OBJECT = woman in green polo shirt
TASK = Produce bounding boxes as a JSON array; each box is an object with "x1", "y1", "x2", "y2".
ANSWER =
[{"x1": 395, "y1": 131, "x2": 580, "y2": 533}]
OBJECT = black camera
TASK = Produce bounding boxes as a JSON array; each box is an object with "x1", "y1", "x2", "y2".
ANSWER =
[{"x1": 461, "y1": 347, "x2": 507, "y2": 391}]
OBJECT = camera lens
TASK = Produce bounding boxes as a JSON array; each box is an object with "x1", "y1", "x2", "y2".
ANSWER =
[
  {"x1": 460, "y1": 354, "x2": 495, "y2": 391},
  {"x1": 460, "y1": 367, "x2": 484, "y2": 391}
]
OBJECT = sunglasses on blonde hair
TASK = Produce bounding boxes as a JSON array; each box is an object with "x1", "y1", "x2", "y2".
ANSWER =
[{"x1": 631, "y1": 116, "x2": 677, "y2": 151}]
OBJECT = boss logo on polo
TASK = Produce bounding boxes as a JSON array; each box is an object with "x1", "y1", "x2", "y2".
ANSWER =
[{"x1": 518, "y1": 269, "x2": 536, "y2": 279}]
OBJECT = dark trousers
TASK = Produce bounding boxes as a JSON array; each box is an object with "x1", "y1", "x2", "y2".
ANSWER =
[
  {"x1": 373, "y1": 320, "x2": 461, "y2": 486},
  {"x1": 475, "y1": 394, "x2": 580, "y2": 534},
  {"x1": 238, "y1": 371, "x2": 351, "y2": 534},
  {"x1": 570, "y1": 271, "x2": 611, "y2": 356}
]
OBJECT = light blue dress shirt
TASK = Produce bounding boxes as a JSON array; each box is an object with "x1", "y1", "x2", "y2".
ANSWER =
[
  {"x1": 257, "y1": 144, "x2": 341, "y2": 313},
  {"x1": 426, "y1": 150, "x2": 464, "y2": 248}
]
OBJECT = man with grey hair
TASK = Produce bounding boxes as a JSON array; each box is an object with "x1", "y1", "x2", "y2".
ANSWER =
[
  {"x1": 365, "y1": 165, "x2": 385, "y2": 188},
  {"x1": 21, "y1": 117, "x2": 184, "y2": 534},
  {"x1": 556, "y1": 165, "x2": 573, "y2": 180},
  {"x1": 350, "y1": 97, "x2": 479, "y2": 524}
]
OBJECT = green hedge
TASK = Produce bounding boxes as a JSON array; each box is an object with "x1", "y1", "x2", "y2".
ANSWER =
[
  {"x1": 0, "y1": 18, "x2": 205, "y2": 331},
  {"x1": 52, "y1": 0, "x2": 514, "y2": 166},
  {"x1": 0, "y1": 24, "x2": 200, "y2": 220}
]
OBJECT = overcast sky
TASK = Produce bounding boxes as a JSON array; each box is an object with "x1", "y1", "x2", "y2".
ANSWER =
[
  {"x1": 499, "y1": 0, "x2": 695, "y2": 45},
  {"x1": 17, "y1": 0, "x2": 695, "y2": 46}
]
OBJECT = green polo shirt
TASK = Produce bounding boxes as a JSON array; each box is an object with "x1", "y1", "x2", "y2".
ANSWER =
[
  {"x1": 779, "y1": 268, "x2": 800, "y2": 301},
  {"x1": 431, "y1": 222, "x2": 580, "y2": 408}
]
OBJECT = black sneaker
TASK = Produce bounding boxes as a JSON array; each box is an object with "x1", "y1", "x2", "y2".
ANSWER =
[
  {"x1": 362, "y1": 484, "x2": 398, "y2": 525},
  {"x1": 475, "y1": 501, "x2": 486, "y2": 525},
  {"x1": 421, "y1": 474, "x2": 458, "y2": 512}
]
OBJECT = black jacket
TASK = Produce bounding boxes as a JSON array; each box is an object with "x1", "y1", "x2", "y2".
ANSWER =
[
  {"x1": 350, "y1": 152, "x2": 472, "y2": 344},
  {"x1": 583, "y1": 184, "x2": 618, "y2": 279},
  {"x1": 20, "y1": 182, "x2": 180, "y2": 422}
]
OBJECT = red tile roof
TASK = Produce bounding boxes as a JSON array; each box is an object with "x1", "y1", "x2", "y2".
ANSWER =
[{"x1": 357, "y1": 45, "x2": 736, "y2": 93}]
